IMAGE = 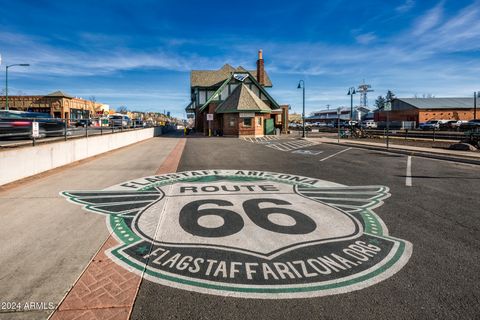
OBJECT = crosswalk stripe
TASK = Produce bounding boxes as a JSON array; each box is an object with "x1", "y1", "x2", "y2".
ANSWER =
[{"x1": 242, "y1": 137, "x2": 320, "y2": 153}]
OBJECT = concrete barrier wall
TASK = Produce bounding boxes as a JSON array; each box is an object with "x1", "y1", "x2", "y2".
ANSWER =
[{"x1": 0, "y1": 128, "x2": 156, "y2": 186}]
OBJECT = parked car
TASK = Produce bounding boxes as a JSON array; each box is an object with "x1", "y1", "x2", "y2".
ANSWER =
[
  {"x1": 133, "y1": 119, "x2": 145, "y2": 127},
  {"x1": 438, "y1": 120, "x2": 456, "y2": 130},
  {"x1": 109, "y1": 114, "x2": 132, "y2": 128},
  {"x1": 75, "y1": 119, "x2": 93, "y2": 127},
  {"x1": 419, "y1": 120, "x2": 440, "y2": 130},
  {"x1": 0, "y1": 110, "x2": 65, "y2": 139},
  {"x1": 459, "y1": 119, "x2": 480, "y2": 131},
  {"x1": 361, "y1": 120, "x2": 377, "y2": 129},
  {"x1": 332, "y1": 121, "x2": 349, "y2": 128},
  {"x1": 450, "y1": 120, "x2": 468, "y2": 129}
]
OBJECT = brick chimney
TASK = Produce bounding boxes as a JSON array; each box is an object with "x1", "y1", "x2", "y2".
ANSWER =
[{"x1": 256, "y1": 49, "x2": 265, "y2": 86}]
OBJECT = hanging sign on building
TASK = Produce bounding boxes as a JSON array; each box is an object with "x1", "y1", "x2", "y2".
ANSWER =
[
  {"x1": 239, "y1": 112, "x2": 255, "y2": 118},
  {"x1": 384, "y1": 102, "x2": 392, "y2": 111}
]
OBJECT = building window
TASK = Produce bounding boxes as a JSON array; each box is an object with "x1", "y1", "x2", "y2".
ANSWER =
[
  {"x1": 243, "y1": 118, "x2": 252, "y2": 127},
  {"x1": 257, "y1": 117, "x2": 262, "y2": 126}
]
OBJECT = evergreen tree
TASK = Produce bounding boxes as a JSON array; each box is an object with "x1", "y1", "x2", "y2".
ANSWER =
[
  {"x1": 374, "y1": 96, "x2": 386, "y2": 110},
  {"x1": 386, "y1": 90, "x2": 395, "y2": 101}
]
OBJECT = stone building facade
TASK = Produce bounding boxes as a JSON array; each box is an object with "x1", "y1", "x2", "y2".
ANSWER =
[{"x1": 0, "y1": 91, "x2": 107, "y2": 119}]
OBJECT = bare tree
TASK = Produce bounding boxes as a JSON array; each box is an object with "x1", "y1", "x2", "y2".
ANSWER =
[
  {"x1": 117, "y1": 106, "x2": 128, "y2": 114},
  {"x1": 88, "y1": 96, "x2": 98, "y2": 116}
]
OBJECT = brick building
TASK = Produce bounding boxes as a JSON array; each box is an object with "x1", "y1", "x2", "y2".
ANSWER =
[
  {"x1": 185, "y1": 50, "x2": 288, "y2": 136},
  {"x1": 375, "y1": 98, "x2": 478, "y2": 124},
  {"x1": 0, "y1": 91, "x2": 107, "y2": 120}
]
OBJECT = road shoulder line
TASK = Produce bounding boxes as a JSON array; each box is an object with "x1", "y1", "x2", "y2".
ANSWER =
[{"x1": 319, "y1": 147, "x2": 352, "y2": 162}]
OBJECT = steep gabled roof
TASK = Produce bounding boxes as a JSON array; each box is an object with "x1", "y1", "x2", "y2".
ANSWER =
[
  {"x1": 397, "y1": 98, "x2": 475, "y2": 109},
  {"x1": 199, "y1": 77, "x2": 231, "y2": 112},
  {"x1": 47, "y1": 91, "x2": 74, "y2": 98},
  {"x1": 198, "y1": 72, "x2": 280, "y2": 112},
  {"x1": 215, "y1": 84, "x2": 272, "y2": 114},
  {"x1": 191, "y1": 64, "x2": 272, "y2": 88}
]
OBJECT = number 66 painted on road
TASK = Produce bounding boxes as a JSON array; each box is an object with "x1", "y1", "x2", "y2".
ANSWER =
[{"x1": 179, "y1": 198, "x2": 317, "y2": 237}]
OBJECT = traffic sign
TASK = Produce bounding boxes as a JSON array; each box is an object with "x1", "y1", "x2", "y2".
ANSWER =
[
  {"x1": 207, "y1": 114, "x2": 214, "y2": 121},
  {"x1": 32, "y1": 121, "x2": 40, "y2": 138}
]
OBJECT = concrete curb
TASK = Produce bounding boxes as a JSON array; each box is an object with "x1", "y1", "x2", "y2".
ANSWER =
[{"x1": 304, "y1": 138, "x2": 480, "y2": 165}]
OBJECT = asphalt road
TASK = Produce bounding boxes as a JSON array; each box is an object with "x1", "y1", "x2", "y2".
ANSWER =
[
  {"x1": 1, "y1": 134, "x2": 479, "y2": 319},
  {"x1": 131, "y1": 136, "x2": 479, "y2": 320}
]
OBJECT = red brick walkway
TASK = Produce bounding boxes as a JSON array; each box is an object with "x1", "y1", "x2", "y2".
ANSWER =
[{"x1": 50, "y1": 138, "x2": 187, "y2": 320}]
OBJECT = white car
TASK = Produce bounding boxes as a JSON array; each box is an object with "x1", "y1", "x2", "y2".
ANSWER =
[
  {"x1": 450, "y1": 120, "x2": 468, "y2": 129},
  {"x1": 109, "y1": 114, "x2": 132, "y2": 128},
  {"x1": 361, "y1": 120, "x2": 377, "y2": 128}
]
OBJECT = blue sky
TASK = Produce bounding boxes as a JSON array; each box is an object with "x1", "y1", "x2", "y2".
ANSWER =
[{"x1": 0, "y1": 0, "x2": 479, "y2": 117}]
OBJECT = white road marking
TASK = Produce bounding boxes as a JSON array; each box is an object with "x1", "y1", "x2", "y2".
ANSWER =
[
  {"x1": 292, "y1": 150, "x2": 324, "y2": 155},
  {"x1": 243, "y1": 137, "x2": 320, "y2": 153},
  {"x1": 406, "y1": 156, "x2": 412, "y2": 187},
  {"x1": 319, "y1": 148, "x2": 352, "y2": 162}
]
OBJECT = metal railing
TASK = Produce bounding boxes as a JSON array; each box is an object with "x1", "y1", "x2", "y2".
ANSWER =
[
  {"x1": 0, "y1": 117, "x2": 161, "y2": 147},
  {"x1": 289, "y1": 126, "x2": 477, "y2": 142}
]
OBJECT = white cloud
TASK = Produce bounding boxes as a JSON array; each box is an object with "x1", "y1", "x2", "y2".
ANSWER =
[
  {"x1": 0, "y1": 31, "x2": 224, "y2": 76},
  {"x1": 396, "y1": 0, "x2": 415, "y2": 13},
  {"x1": 355, "y1": 32, "x2": 377, "y2": 45},
  {"x1": 412, "y1": 2, "x2": 443, "y2": 36}
]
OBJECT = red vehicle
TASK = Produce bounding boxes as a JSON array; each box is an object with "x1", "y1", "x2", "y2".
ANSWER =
[{"x1": 0, "y1": 110, "x2": 65, "y2": 139}]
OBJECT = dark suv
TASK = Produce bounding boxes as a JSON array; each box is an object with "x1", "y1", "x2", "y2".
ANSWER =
[
  {"x1": 0, "y1": 110, "x2": 65, "y2": 139},
  {"x1": 459, "y1": 119, "x2": 480, "y2": 131},
  {"x1": 75, "y1": 119, "x2": 93, "y2": 127}
]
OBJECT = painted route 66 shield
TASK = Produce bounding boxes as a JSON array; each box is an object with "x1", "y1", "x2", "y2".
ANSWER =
[{"x1": 62, "y1": 170, "x2": 412, "y2": 299}]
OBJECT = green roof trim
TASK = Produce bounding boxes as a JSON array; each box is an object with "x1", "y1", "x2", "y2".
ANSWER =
[
  {"x1": 217, "y1": 109, "x2": 271, "y2": 114},
  {"x1": 198, "y1": 71, "x2": 281, "y2": 113},
  {"x1": 245, "y1": 71, "x2": 280, "y2": 109},
  {"x1": 215, "y1": 83, "x2": 272, "y2": 114},
  {"x1": 199, "y1": 77, "x2": 231, "y2": 112}
]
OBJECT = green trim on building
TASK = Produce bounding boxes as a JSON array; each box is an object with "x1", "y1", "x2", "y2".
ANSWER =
[{"x1": 199, "y1": 77, "x2": 231, "y2": 112}]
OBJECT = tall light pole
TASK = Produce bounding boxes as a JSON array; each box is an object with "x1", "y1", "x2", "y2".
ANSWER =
[
  {"x1": 297, "y1": 80, "x2": 305, "y2": 138},
  {"x1": 347, "y1": 87, "x2": 356, "y2": 126},
  {"x1": 474, "y1": 91, "x2": 479, "y2": 120},
  {"x1": 5, "y1": 64, "x2": 30, "y2": 111}
]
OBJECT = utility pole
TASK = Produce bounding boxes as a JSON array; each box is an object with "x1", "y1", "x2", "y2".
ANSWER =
[{"x1": 474, "y1": 91, "x2": 477, "y2": 120}]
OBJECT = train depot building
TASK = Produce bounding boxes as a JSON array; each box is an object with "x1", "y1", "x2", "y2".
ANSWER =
[
  {"x1": 375, "y1": 98, "x2": 478, "y2": 124},
  {"x1": 185, "y1": 50, "x2": 288, "y2": 137}
]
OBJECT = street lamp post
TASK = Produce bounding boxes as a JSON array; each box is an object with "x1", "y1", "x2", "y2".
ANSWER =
[
  {"x1": 347, "y1": 87, "x2": 356, "y2": 132},
  {"x1": 337, "y1": 107, "x2": 342, "y2": 143},
  {"x1": 5, "y1": 64, "x2": 30, "y2": 111},
  {"x1": 297, "y1": 80, "x2": 306, "y2": 138},
  {"x1": 474, "y1": 91, "x2": 479, "y2": 120}
]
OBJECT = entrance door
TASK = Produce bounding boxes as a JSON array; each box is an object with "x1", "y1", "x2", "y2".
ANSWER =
[{"x1": 264, "y1": 118, "x2": 275, "y2": 135}]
